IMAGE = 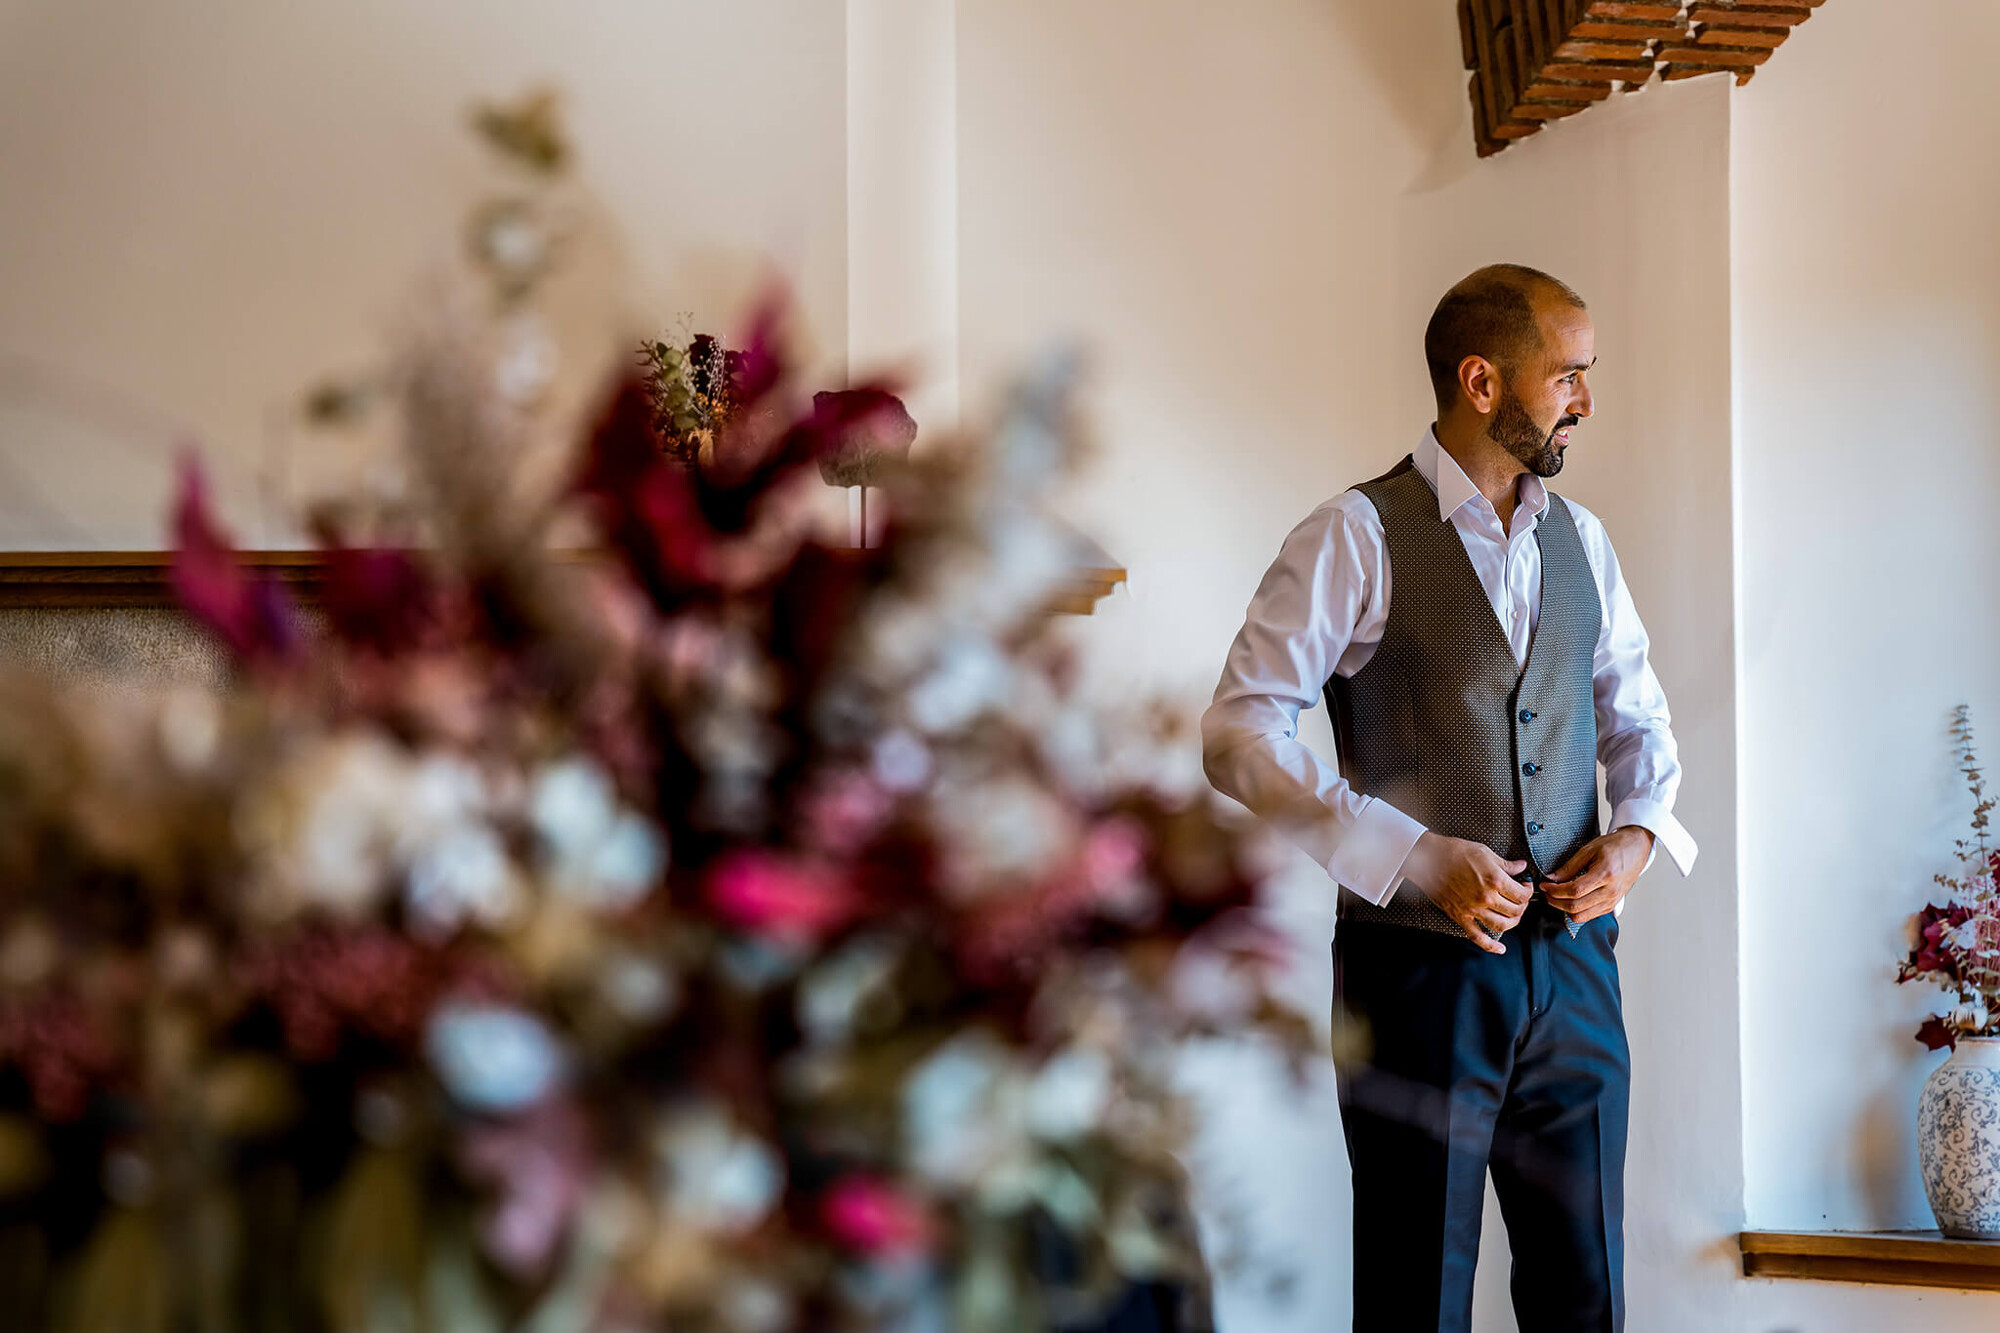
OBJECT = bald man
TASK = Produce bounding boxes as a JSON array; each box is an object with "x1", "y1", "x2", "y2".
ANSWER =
[{"x1": 1202, "y1": 265, "x2": 1696, "y2": 1332}]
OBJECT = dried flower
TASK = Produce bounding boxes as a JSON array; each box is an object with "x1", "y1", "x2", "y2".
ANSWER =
[
  {"x1": 813, "y1": 388, "x2": 918, "y2": 489},
  {"x1": 1897, "y1": 707, "x2": 2000, "y2": 1049},
  {"x1": 0, "y1": 288, "x2": 1288, "y2": 1327}
]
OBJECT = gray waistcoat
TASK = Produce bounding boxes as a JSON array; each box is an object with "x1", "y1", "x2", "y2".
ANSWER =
[{"x1": 1325, "y1": 456, "x2": 1602, "y2": 938}]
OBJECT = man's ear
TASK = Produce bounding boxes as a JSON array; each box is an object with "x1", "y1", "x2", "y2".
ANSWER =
[{"x1": 1459, "y1": 355, "x2": 1501, "y2": 415}]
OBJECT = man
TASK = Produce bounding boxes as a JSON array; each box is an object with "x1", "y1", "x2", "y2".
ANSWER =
[{"x1": 1201, "y1": 265, "x2": 1696, "y2": 1332}]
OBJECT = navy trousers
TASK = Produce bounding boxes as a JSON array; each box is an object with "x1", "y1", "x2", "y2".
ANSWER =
[{"x1": 1331, "y1": 903, "x2": 1629, "y2": 1333}]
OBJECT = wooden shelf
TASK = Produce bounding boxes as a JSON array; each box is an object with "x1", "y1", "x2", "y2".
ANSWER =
[
  {"x1": 0, "y1": 551, "x2": 324, "y2": 609},
  {"x1": 1049, "y1": 565, "x2": 1127, "y2": 616},
  {"x1": 0, "y1": 552, "x2": 1129, "y2": 617},
  {"x1": 1740, "y1": 1229, "x2": 2000, "y2": 1291}
]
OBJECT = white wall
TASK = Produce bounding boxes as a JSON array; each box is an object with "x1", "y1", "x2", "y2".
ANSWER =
[
  {"x1": 1736, "y1": 4, "x2": 2000, "y2": 1326},
  {"x1": 959, "y1": 4, "x2": 1752, "y2": 1329},
  {"x1": 847, "y1": 0, "x2": 959, "y2": 435},
  {"x1": 0, "y1": 0, "x2": 848, "y2": 548},
  {"x1": 955, "y1": 12, "x2": 1463, "y2": 1320}
]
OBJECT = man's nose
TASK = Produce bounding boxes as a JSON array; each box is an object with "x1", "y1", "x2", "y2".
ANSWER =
[{"x1": 1572, "y1": 380, "x2": 1595, "y2": 419}]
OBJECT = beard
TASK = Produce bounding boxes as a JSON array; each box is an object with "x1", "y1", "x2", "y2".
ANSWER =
[{"x1": 1492, "y1": 390, "x2": 1576, "y2": 479}]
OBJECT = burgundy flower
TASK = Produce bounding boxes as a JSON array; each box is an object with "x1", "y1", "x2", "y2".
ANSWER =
[
  {"x1": 315, "y1": 537, "x2": 439, "y2": 655},
  {"x1": 1918, "y1": 1014, "x2": 1958, "y2": 1052},
  {"x1": 0, "y1": 994, "x2": 124, "y2": 1123},
  {"x1": 242, "y1": 927, "x2": 466, "y2": 1061},
  {"x1": 812, "y1": 388, "x2": 917, "y2": 489},
  {"x1": 727, "y1": 294, "x2": 785, "y2": 414},
  {"x1": 575, "y1": 377, "x2": 719, "y2": 603},
  {"x1": 171, "y1": 457, "x2": 300, "y2": 666}
]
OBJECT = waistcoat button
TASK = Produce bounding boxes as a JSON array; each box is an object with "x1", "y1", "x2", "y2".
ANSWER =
[
  {"x1": 1527, "y1": 822, "x2": 1543, "y2": 836},
  {"x1": 1522, "y1": 762, "x2": 1540, "y2": 776},
  {"x1": 1519, "y1": 709, "x2": 1536, "y2": 723}
]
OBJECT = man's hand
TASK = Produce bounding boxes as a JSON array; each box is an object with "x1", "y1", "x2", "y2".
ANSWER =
[
  {"x1": 1401, "y1": 832, "x2": 1533, "y2": 955},
  {"x1": 1540, "y1": 827, "x2": 1655, "y2": 926}
]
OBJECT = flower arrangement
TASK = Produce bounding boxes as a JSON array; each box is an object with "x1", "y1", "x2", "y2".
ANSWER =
[
  {"x1": 0, "y1": 295, "x2": 1303, "y2": 1331},
  {"x1": 640, "y1": 327, "x2": 747, "y2": 469},
  {"x1": 1899, "y1": 706, "x2": 2000, "y2": 1051}
]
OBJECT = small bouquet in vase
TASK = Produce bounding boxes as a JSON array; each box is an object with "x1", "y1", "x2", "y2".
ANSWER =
[{"x1": 1898, "y1": 707, "x2": 2000, "y2": 1051}]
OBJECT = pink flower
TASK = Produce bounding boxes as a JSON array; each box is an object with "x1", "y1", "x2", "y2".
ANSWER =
[
  {"x1": 820, "y1": 1175, "x2": 932, "y2": 1259},
  {"x1": 957, "y1": 818, "x2": 1156, "y2": 981},
  {"x1": 1082, "y1": 816, "x2": 1149, "y2": 896},
  {"x1": 706, "y1": 851, "x2": 862, "y2": 945},
  {"x1": 458, "y1": 1101, "x2": 591, "y2": 1280},
  {"x1": 797, "y1": 770, "x2": 894, "y2": 858}
]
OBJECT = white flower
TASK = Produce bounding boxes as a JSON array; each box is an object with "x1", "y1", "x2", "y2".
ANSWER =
[
  {"x1": 929, "y1": 775, "x2": 1073, "y2": 898},
  {"x1": 494, "y1": 311, "x2": 557, "y2": 407},
  {"x1": 1026, "y1": 1048, "x2": 1113, "y2": 1143},
  {"x1": 425, "y1": 1003, "x2": 565, "y2": 1113},
  {"x1": 395, "y1": 754, "x2": 488, "y2": 849},
  {"x1": 581, "y1": 812, "x2": 667, "y2": 910},
  {"x1": 531, "y1": 757, "x2": 619, "y2": 859},
  {"x1": 157, "y1": 688, "x2": 221, "y2": 773},
  {"x1": 719, "y1": 1278, "x2": 794, "y2": 1333},
  {"x1": 480, "y1": 208, "x2": 547, "y2": 277},
  {"x1": 530, "y1": 757, "x2": 668, "y2": 910},
  {"x1": 797, "y1": 937, "x2": 899, "y2": 1046},
  {"x1": 655, "y1": 1106, "x2": 784, "y2": 1235},
  {"x1": 407, "y1": 823, "x2": 520, "y2": 936},
  {"x1": 902, "y1": 1032, "x2": 1030, "y2": 1187},
  {"x1": 240, "y1": 732, "x2": 407, "y2": 916},
  {"x1": 870, "y1": 729, "x2": 932, "y2": 793},
  {"x1": 600, "y1": 953, "x2": 679, "y2": 1022},
  {"x1": 907, "y1": 634, "x2": 1010, "y2": 734}
]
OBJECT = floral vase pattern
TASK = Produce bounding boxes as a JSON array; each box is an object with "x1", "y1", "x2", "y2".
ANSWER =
[{"x1": 1918, "y1": 1036, "x2": 2000, "y2": 1238}]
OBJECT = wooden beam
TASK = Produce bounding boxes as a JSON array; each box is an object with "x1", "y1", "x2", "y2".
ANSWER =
[
  {"x1": 1697, "y1": 26, "x2": 1790, "y2": 46},
  {"x1": 1463, "y1": 0, "x2": 1828, "y2": 153}
]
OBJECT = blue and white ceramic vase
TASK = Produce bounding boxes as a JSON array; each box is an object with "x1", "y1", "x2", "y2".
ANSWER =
[{"x1": 1918, "y1": 1036, "x2": 2000, "y2": 1238}]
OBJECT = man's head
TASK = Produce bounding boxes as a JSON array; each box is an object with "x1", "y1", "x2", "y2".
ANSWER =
[{"x1": 1424, "y1": 264, "x2": 1595, "y2": 478}]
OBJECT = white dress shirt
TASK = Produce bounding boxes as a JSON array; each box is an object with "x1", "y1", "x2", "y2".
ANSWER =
[{"x1": 1202, "y1": 429, "x2": 1696, "y2": 909}]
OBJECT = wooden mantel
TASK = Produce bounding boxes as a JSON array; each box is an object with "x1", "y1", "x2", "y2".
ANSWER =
[
  {"x1": 0, "y1": 551, "x2": 325, "y2": 609},
  {"x1": 0, "y1": 552, "x2": 1127, "y2": 616},
  {"x1": 1740, "y1": 1229, "x2": 2000, "y2": 1292}
]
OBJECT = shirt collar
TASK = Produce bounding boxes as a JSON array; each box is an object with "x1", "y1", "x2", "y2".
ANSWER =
[{"x1": 1414, "y1": 427, "x2": 1549, "y2": 527}]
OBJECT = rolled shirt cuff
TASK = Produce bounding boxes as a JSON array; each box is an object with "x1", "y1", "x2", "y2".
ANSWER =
[
  {"x1": 1608, "y1": 797, "x2": 1697, "y2": 876},
  {"x1": 1327, "y1": 796, "x2": 1428, "y2": 907}
]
